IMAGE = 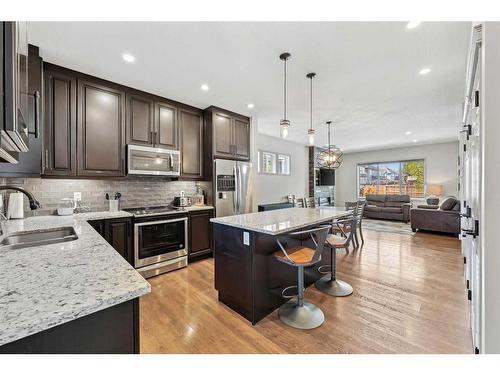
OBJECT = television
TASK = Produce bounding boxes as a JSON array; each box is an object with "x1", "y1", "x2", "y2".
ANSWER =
[{"x1": 319, "y1": 168, "x2": 335, "y2": 186}]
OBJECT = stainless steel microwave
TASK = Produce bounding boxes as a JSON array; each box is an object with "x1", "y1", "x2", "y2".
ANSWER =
[{"x1": 127, "y1": 144, "x2": 180, "y2": 176}]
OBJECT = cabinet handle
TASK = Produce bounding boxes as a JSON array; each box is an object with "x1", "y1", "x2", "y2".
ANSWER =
[
  {"x1": 45, "y1": 149, "x2": 49, "y2": 171},
  {"x1": 28, "y1": 90, "x2": 41, "y2": 139}
]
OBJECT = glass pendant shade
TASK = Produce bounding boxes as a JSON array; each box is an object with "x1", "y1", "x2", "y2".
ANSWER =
[
  {"x1": 279, "y1": 52, "x2": 291, "y2": 138},
  {"x1": 316, "y1": 121, "x2": 343, "y2": 169},
  {"x1": 308, "y1": 129, "x2": 315, "y2": 145}
]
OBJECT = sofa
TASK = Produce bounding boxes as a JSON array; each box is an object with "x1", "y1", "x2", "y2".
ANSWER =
[
  {"x1": 410, "y1": 196, "x2": 460, "y2": 236},
  {"x1": 363, "y1": 194, "x2": 412, "y2": 222}
]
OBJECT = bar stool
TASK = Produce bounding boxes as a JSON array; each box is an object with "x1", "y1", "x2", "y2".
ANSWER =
[
  {"x1": 274, "y1": 226, "x2": 330, "y2": 329},
  {"x1": 315, "y1": 217, "x2": 357, "y2": 297}
]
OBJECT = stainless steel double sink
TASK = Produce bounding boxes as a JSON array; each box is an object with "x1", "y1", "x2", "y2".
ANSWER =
[{"x1": 0, "y1": 227, "x2": 78, "y2": 250}]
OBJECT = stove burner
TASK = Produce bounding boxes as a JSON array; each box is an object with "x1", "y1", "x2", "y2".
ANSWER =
[{"x1": 123, "y1": 205, "x2": 186, "y2": 217}]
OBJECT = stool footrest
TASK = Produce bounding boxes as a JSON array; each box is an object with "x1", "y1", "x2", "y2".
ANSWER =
[
  {"x1": 281, "y1": 285, "x2": 304, "y2": 299},
  {"x1": 318, "y1": 264, "x2": 332, "y2": 275}
]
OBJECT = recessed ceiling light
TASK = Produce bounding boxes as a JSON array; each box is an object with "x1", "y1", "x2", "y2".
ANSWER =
[
  {"x1": 406, "y1": 21, "x2": 421, "y2": 29},
  {"x1": 122, "y1": 53, "x2": 135, "y2": 63},
  {"x1": 419, "y1": 68, "x2": 431, "y2": 75},
  {"x1": 200, "y1": 84, "x2": 209, "y2": 91},
  {"x1": 405, "y1": 131, "x2": 412, "y2": 135},
  {"x1": 412, "y1": 139, "x2": 418, "y2": 143},
  {"x1": 247, "y1": 103, "x2": 255, "y2": 109}
]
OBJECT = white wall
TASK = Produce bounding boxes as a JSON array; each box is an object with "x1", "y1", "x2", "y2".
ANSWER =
[
  {"x1": 482, "y1": 22, "x2": 500, "y2": 354},
  {"x1": 251, "y1": 133, "x2": 309, "y2": 211},
  {"x1": 335, "y1": 141, "x2": 459, "y2": 206}
]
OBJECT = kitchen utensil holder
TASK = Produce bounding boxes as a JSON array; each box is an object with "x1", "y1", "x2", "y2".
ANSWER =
[{"x1": 109, "y1": 199, "x2": 119, "y2": 212}]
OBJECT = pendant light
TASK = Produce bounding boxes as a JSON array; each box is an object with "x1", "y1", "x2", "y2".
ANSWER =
[
  {"x1": 316, "y1": 121, "x2": 344, "y2": 169},
  {"x1": 279, "y1": 52, "x2": 291, "y2": 138},
  {"x1": 306, "y1": 72, "x2": 316, "y2": 145}
]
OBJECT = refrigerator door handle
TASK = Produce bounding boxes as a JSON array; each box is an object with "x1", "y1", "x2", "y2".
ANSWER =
[
  {"x1": 233, "y1": 165, "x2": 238, "y2": 214},
  {"x1": 237, "y1": 164, "x2": 242, "y2": 214}
]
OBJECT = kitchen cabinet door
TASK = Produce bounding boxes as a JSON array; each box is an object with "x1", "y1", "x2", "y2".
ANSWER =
[
  {"x1": 213, "y1": 111, "x2": 233, "y2": 157},
  {"x1": 104, "y1": 218, "x2": 133, "y2": 266},
  {"x1": 126, "y1": 91, "x2": 154, "y2": 146},
  {"x1": 88, "y1": 219, "x2": 104, "y2": 236},
  {"x1": 179, "y1": 107, "x2": 203, "y2": 179},
  {"x1": 0, "y1": 44, "x2": 42, "y2": 177},
  {"x1": 233, "y1": 117, "x2": 250, "y2": 160},
  {"x1": 43, "y1": 65, "x2": 77, "y2": 176},
  {"x1": 154, "y1": 101, "x2": 177, "y2": 149},
  {"x1": 77, "y1": 79, "x2": 126, "y2": 177},
  {"x1": 189, "y1": 209, "x2": 214, "y2": 260}
]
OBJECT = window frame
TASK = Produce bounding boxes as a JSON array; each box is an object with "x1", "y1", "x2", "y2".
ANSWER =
[
  {"x1": 257, "y1": 150, "x2": 291, "y2": 176},
  {"x1": 356, "y1": 158, "x2": 426, "y2": 199}
]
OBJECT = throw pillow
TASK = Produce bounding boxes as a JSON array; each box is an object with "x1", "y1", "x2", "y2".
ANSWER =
[{"x1": 439, "y1": 196, "x2": 458, "y2": 211}]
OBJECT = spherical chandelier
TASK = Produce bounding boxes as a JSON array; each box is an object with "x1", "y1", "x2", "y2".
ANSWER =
[{"x1": 316, "y1": 121, "x2": 343, "y2": 169}]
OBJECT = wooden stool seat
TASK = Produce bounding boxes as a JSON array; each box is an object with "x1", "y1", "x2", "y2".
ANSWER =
[
  {"x1": 274, "y1": 245, "x2": 316, "y2": 265},
  {"x1": 326, "y1": 234, "x2": 348, "y2": 247}
]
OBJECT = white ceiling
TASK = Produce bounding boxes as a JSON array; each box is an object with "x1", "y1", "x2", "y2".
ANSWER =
[{"x1": 28, "y1": 22, "x2": 470, "y2": 152}]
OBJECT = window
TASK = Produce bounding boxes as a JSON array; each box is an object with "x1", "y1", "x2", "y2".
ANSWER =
[
  {"x1": 258, "y1": 151, "x2": 290, "y2": 175},
  {"x1": 357, "y1": 159, "x2": 425, "y2": 198}
]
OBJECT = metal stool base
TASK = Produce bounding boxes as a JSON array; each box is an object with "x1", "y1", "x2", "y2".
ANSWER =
[
  {"x1": 278, "y1": 299, "x2": 325, "y2": 329},
  {"x1": 315, "y1": 275, "x2": 353, "y2": 297}
]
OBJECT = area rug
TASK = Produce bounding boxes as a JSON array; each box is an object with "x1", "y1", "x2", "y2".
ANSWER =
[{"x1": 362, "y1": 218, "x2": 413, "y2": 234}]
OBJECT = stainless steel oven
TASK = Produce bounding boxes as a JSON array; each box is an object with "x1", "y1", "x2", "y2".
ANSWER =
[
  {"x1": 133, "y1": 214, "x2": 188, "y2": 278},
  {"x1": 127, "y1": 144, "x2": 180, "y2": 176}
]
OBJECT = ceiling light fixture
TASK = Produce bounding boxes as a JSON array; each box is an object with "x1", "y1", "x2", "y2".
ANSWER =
[
  {"x1": 200, "y1": 84, "x2": 209, "y2": 91},
  {"x1": 406, "y1": 21, "x2": 421, "y2": 29},
  {"x1": 279, "y1": 52, "x2": 291, "y2": 139},
  {"x1": 247, "y1": 103, "x2": 255, "y2": 109},
  {"x1": 316, "y1": 121, "x2": 343, "y2": 169},
  {"x1": 122, "y1": 53, "x2": 136, "y2": 63},
  {"x1": 413, "y1": 139, "x2": 418, "y2": 143},
  {"x1": 405, "y1": 131, "x2": 412, "y2": 135},
  {"x1": 306, "y1": 72, "x2": 316, "y2": 146},
  {"x1": 419, "y1": 68, "x2": 431, "y2": 75}
]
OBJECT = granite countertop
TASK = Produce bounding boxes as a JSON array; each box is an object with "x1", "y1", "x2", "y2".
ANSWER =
[
  {"x1": 0, "y1": 211, "x2": 151, "y2": 346},
  {"x1": 210, "y1": 207, "x2": 349, "y2": 235}
]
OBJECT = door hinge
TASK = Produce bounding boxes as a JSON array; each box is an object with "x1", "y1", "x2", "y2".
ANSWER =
[
  {"x1": 466, "y1": 279, "x2": 469, "y2": 289},
  {"x1": 464, "y1": 256, "x2": 467, "y2": 264},
  {"x1": 475, "y1": 347, "x2": 479, "y2": 354},
  {"x1": 462, "y1": 219, "x2": 479, "y2": 238},
  {"x1": 460, "y1": 124, "x2": 472, "y2": 140},
  {"x1": 474, "y1": 90, "x2": 479, "y2": 107},
  {"x1": 463, "y1": 144, "x2": 467, "y2": 152},
  {"x1": 468, "y1": 289, "x2": 472, "y2": 301}
]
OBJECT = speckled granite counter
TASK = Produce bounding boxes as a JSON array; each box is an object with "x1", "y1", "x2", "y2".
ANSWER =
[
  {"x1": 0, "y1": 211, "x2": 151, "y2": 346},
  {"x1": 210, "y1": 207, "x2": 349, "y2": 235}
]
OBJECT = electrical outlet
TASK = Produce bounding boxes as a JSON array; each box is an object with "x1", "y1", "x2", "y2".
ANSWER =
[{"x1": 73, "y1": 192, "x2": 82, "y2": 202}]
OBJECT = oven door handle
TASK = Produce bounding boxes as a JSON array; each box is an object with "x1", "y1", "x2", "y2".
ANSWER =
[{"x1": 134, "y1": 217, "x2": 188, "y2": 227}]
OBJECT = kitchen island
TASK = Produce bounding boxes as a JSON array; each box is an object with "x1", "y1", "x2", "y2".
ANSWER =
[
  {"x1": 0, "y1": 211, "x2": 151, "y2": 354},
  {"x1": 210, "y1": 207, "x2": 348, "y2": 325}
]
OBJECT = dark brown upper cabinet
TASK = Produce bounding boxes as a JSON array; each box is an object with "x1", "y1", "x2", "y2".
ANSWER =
[
  {"x1": 204, "y1": 106, "x2": 251, "y2": 163},
  {"x1": 154, "y1": 100, "x2": 178, "y2": 149},
  {"x1": 126, "y1": 91, "x2": 154, "y2": 146},
  {"x1": 43, "y1": 64, "x2": 77, "y2": 176},
  {"x1": 77, "y1": 79, "x2": 126, "y2": 177},
  {"x1": 179, "y1": 107, "x2": 203, "y2": 180}
]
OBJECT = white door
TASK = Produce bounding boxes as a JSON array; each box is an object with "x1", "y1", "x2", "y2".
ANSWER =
[{"x1": 461, "y1": 26, "x2": 482, "y2": 353}]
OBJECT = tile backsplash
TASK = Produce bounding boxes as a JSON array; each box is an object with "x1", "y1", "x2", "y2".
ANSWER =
[{"x1": 0, "y1": 177, "x2": 212, "y2": 213}]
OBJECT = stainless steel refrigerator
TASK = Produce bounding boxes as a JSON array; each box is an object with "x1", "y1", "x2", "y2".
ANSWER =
[{"x1": 214, "y1": 159, "x2": 253, "y2": 217}]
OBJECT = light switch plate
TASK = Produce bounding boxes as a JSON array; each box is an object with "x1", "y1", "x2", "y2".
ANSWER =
[{"x1": 243, "y1": 231, "x2": 250, "y2": 246}]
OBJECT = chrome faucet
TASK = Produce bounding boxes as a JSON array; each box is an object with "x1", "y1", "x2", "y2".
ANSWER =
[{"x1": 0, "y1": 185, "x2": 41, "y2": 211}]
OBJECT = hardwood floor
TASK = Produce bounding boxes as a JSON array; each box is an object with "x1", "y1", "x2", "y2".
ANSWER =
[{"x1": 140, "y1": 229, "x2": 472, "y2": 354}]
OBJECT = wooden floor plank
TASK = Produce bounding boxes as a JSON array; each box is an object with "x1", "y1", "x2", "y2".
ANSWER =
[{"x1": 140, "y1": 229, "x2": 472, "y2": 354}]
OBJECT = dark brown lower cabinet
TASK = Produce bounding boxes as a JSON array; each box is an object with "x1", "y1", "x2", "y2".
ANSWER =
[
  {"x1": 188, "y1": 209, "x2": 214, "y2": 261},
  {"x1": 0, "y1": 298, "x2": 139, "y2": 354},
  {"x1": 88, "y1": 218, "x2": 133, "y2": 266}
]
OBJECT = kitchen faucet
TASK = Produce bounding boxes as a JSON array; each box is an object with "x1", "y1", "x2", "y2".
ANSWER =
[
  {"x1": 0, "y1": 186, "x2": 40, "y2": 236},
  {"x1": 0, "y1": 185, "x2": 41, "y2": 211}
]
